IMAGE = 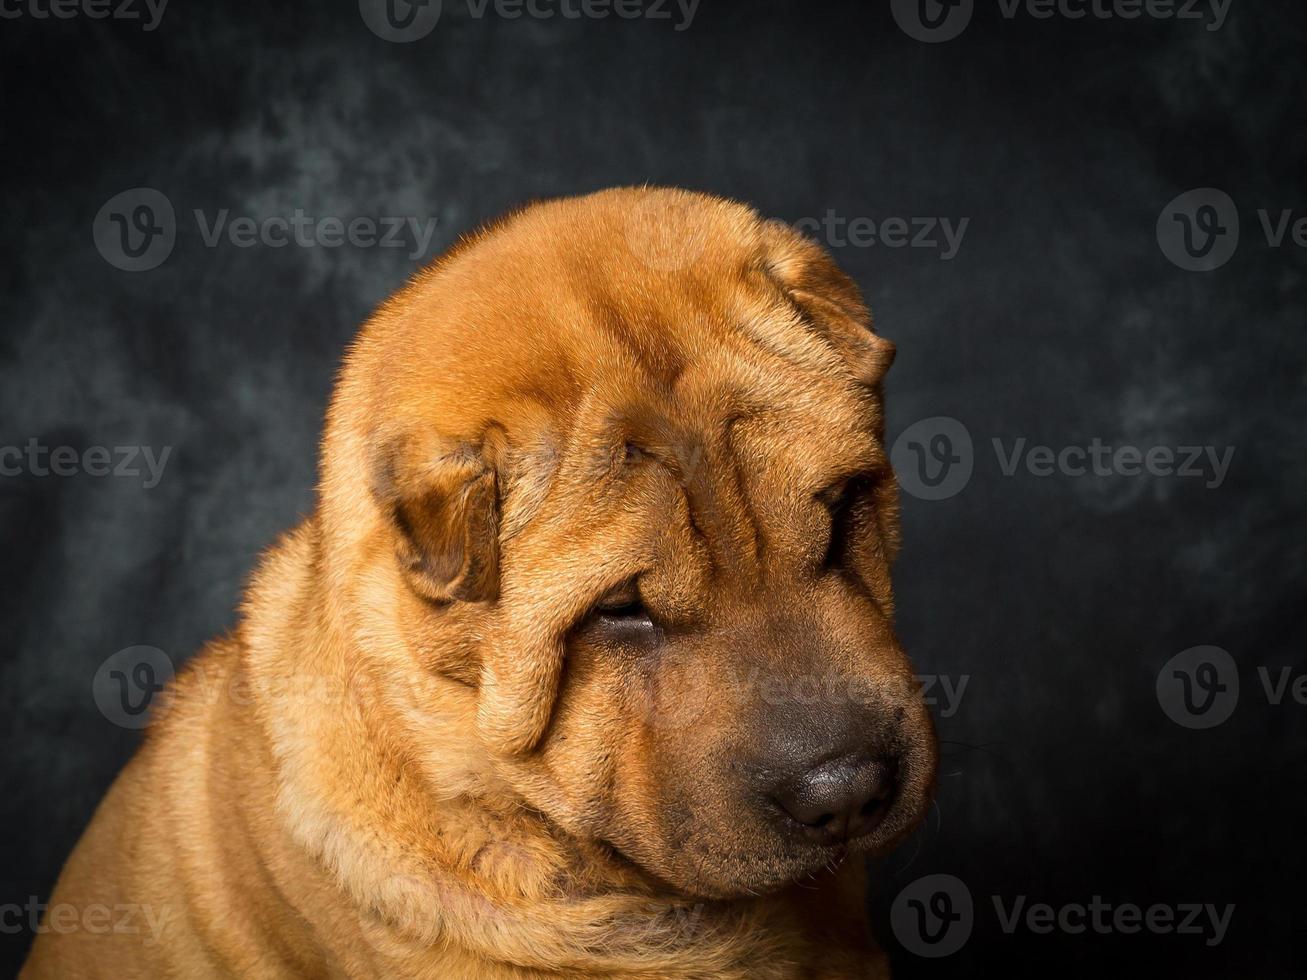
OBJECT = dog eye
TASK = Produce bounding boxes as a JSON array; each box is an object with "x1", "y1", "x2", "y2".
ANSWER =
[
  {"x1": 593, "y1": 583, "x2": 655, "y2": 630},
  {"x1": 818, "y1": 477, "x2": 865, "y2": 570},
  {"x1": 599, "y1": 599, "x2": 651, "y2": 622}
]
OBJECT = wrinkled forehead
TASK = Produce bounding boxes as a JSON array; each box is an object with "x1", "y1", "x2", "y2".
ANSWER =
[
  {"x1": 497, "y1": 253, "x2": 887, "y2": 498},
  {"x1": 546, "y1": 325, "x2": 889, "y2": 520},
  {"x1": 411, "y1": 191, "x2": 893, "y2": 539},
  {"x1": 499, "y1": 324, "x2": 888, "y2": 550}
]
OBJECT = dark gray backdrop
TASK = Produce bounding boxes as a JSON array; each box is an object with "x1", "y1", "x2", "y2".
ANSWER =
[{"x1": 2, "y1": 0, "x2": 1304, "y2": 975}]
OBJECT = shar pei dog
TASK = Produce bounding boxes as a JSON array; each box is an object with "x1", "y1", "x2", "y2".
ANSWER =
[{"x1": 25, "y1": 187, "x2": 938, "y2": 979}]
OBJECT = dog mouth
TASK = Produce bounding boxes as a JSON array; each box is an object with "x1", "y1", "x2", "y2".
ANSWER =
[
  {"x1": 640, "y1": 804, "x2": 909, "y2": 900},
  {"x1": 678, "y1": 842, "x2": 861, "y2": 899},
  {"x1": 757, "y1": 810, "x2": 914, "y2": 892}
]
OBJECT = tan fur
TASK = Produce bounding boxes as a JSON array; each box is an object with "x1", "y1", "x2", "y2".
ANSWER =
[{"x1": 24, "y1": 188, "x2": 936, "y2": 979}]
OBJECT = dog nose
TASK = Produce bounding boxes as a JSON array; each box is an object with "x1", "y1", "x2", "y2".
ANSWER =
[{"x1": 771, "y1": 756, "x2": 895, "y2": 844}]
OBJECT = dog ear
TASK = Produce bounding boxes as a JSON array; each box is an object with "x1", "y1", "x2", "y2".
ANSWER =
[
  {"x1": 373, "y1": 440, "x2": 500, "y2": 604},
  {"x1": 762, "y1": 220, "x2": 896, "y2": 386}
]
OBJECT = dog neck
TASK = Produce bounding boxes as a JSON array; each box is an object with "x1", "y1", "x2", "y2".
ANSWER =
[{"x1": 239, "y1": 518, "x2": 804, "y2": 977}]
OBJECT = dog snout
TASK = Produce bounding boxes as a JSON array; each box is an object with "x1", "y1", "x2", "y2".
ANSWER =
[
  {"x1": 740, "y1": 661, "x2": 919, "y2": 846},
  {"x1": 768, "y1": 752, "x2": 896, "y2": 845}
]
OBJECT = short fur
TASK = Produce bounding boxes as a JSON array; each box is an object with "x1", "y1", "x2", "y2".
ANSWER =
[{"x1": 24, "y1": 188, "x2": 937, "y2": 979}]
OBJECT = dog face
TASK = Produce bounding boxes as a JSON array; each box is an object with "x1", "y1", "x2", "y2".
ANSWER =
[{"x1": 331, "y1": 188, "x2": 937, "y2": 900}]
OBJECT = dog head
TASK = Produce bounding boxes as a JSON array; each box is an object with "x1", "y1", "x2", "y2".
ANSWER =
[{"x1": 322, "y1": 188, "x2": 937, "y2": 900}]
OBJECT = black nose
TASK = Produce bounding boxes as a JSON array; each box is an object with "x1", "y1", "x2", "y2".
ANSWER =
[{"x1": 771, "y1": 755, "x2": 896, "y2": 844}]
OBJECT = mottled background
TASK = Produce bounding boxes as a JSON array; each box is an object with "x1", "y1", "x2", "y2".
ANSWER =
[{"x1": 2, "y1": 0, "x2": 1304, "y2": 974}]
